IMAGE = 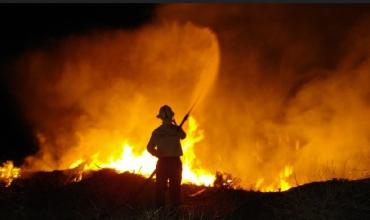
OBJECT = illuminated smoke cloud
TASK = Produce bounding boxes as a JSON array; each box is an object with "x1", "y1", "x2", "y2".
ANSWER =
[
  {"x1": 157, "y1": 4, "x2": 370, "y2": 188},
  {"x1": 11, "y1": 22, "x2": 219, "y2": 172}
]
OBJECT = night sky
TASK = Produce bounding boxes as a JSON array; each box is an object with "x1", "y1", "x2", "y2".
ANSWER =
[{"x1": 0, "y1": 4, "x2": 157, "y2": 164}]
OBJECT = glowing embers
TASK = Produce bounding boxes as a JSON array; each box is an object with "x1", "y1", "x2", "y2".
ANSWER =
[
  {"x1": 0, "y1": 161, "x2": 21, "y2": 187},
  {"x1": 68, "y1": 116, "x2": 216, "y2": 186}
]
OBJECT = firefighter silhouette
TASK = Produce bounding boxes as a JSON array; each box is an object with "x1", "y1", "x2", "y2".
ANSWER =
[{"x1": 147, "y1": 105, "x2": 186, "y2": 209}]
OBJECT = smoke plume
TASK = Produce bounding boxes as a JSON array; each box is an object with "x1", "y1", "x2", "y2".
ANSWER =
[
  {"x1": 157, "y1": 4, "x2": 370, "y2": 187},
  {"x1": 12, "y1": 22, "x2": 219, "y2": 171}
]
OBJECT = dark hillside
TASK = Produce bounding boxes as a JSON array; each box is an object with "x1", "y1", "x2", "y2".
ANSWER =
[{"x1": 0, "y1": 169, "x2": 369, "y2": 219}]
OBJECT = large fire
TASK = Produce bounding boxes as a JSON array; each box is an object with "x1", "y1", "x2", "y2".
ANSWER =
[
  {"x1": 67, "y1": 116, "x2": 215, "y2": 186},
  {"x1": 3, "y1": 5, "x2": 370, "y2": 193},
  {"x1": 1, "y1": 117, "x2": 297, "y2": 192}
]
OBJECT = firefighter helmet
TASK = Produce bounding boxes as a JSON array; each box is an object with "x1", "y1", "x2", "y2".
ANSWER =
[{"x1": 156, "y1": 105, "x2": 174, "y2": 121}]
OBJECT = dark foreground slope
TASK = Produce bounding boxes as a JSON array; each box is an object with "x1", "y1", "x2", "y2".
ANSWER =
[{"x1": 0, "y1": 169, "x2": 369, "y2": 220}]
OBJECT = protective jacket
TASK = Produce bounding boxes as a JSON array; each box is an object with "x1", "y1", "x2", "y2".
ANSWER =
[{"x1": 147, "y1": 123, "x2": 186, "y2": 158}]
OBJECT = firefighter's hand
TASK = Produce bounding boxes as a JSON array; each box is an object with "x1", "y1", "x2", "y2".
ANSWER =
[{"x1": 172, "y1": 119, "x2": 178, "y2": 126}]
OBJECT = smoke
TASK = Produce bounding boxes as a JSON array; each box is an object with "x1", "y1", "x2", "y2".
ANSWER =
[
  {"x1": 156, "y1": 4, "x2": 370, "y2": 187},
  {"x1": 11, "y1": 22, "x2": 219, "y2": 171},
  {"x1": 9, "y1": 4, "x2": 370, "y2": 189}
]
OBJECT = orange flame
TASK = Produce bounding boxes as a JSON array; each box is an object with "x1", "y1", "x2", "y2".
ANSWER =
[
  {"x1": 255, "y1": 166, "x2": 294, "y2": 192},
  {"x1": 66, "y1": 117, "x2": 295, "y2": 191},
  {"x1": 2, "y1": 117, "x2": 297, "y2": 192},
  {"x1": 68, "y1": 116, "x2": 215, "y2": 186},
  {"x1": 0, "y1": 161, "x2": 21, "y2": 187}
]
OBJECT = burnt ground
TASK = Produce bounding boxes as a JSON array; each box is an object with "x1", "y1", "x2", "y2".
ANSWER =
[{"x1": 0, "y1": 169, "x2": 369, "y2": 220}]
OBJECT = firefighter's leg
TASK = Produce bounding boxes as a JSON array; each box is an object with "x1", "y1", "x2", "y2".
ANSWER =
[
  {"x1": 169, "y1": 158, "x2": 182, "y2": 208},
  {"x1": 155, "y1": 161, "x2": 167, "y2": 209}
]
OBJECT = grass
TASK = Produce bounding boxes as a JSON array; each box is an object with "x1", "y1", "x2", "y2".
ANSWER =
[
  {"x1": 270, "y1": 179, "x2": 370, "y2": 220},
  {"x1": 0, "y1": 169, "x2": 369, "y2": 220}
]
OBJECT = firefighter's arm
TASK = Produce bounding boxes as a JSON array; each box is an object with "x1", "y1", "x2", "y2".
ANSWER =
[
  {"x1": 178, "y1": 126, "x2": 186, "y2": 140},
  {"x1": 173, "y1": 119, "x2": 186, "y2": 140},
  {"x1": 146, "y1": 134, "x2": 158, "y2": 157}
]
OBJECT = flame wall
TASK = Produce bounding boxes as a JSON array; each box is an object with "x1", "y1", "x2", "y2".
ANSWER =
[{"x1": 9, "y1": 4, "x2": 370, "y2": 189}]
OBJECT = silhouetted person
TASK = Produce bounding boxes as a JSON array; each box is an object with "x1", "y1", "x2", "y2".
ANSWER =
[{"x1": 147, "y1": 105, "x2": 186, "y2": 210}]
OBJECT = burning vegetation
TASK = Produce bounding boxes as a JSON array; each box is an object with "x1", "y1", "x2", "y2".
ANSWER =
[
  {"x1": 0, "y1": 161, "x2": 20, "y2": 187},
  {"x1": 65, "y1": 116, "x2": 215, "y2": 186}
]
